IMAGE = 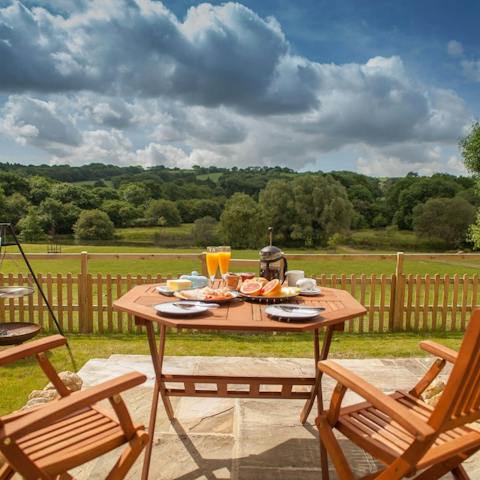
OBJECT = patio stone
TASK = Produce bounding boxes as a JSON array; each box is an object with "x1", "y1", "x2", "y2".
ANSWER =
[
  {"x1": 68, "y1": 354, "x2": 480, "y2": 479},
  {"x1": 174, "y1": 397, "x2": 235, "y2": 434}
]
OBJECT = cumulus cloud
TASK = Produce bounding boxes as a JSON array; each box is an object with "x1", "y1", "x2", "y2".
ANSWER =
[
  {"x1": 0, "y1": 95, "x2": 81, "y2": 152},
  {"x1": 0, "y1": 0, "x2": 475, "y2": 175}
]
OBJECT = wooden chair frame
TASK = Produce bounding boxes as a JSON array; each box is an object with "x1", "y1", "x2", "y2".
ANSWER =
[
  {"x1": 0, "y1": 335, "x2": 148, "y2": 479},
  {"x1": 316, "y1": 310, "x2": 480, "y2": 480}
]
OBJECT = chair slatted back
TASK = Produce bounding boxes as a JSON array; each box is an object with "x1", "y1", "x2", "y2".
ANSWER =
[{"x1": 429, "y1": 309, "x2": 480, "y2": 431}]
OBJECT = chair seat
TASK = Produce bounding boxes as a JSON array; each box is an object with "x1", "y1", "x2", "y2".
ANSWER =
[
  {"x1": 336, "y1": 390, "x2": 480, "y2": 469},
  {"x1": 16, "y1": 405, "x2": 133, "y2": 475}
]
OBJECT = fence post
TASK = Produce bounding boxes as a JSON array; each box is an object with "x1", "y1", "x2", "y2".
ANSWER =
[
  {"x1": 200, "y1": 252, "x2": 208, "y2": 277},
  {"x1": 79, "y1": 251, "x2": 91, "y2": 333},
  {"x1": 392, "y1": 251, "x2": 405, "y2": 331}
]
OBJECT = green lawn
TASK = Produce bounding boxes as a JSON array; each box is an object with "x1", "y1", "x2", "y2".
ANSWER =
[
  {"x1": 2, "y1": 243, "x2": 480, "y2": 277},
  {"x1": 0, "y1": 330, "x2": 463, "y2": 415}
]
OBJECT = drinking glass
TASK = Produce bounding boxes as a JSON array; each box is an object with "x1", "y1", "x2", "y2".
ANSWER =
[
  {"x1": 205, "y1": 246, "x2": 218, "y2": 286},
  {"x1": 217, "y1": 246, "x2": 231, "y2": 282}
]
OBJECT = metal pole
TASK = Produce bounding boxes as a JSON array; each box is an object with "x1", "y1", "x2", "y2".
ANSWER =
[{"x1": 5, "y1": 224, "x2": 77, "y2": 371}]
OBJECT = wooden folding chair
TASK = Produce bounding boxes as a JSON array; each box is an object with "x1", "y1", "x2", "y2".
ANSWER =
[
  {"x1": 316, "y1": 309, "x2": 480, "y2": 479},
  {"x1": 0, "y1": 335, "x2": 148, "y2": 479}
]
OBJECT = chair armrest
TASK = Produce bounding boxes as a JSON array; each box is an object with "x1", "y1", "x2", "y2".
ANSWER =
[
  {"x1": 0, "y1": 335, "x2": 66, "y2": 366},
  {"x1": 318, "y1": 360, "x2": 435, "y2": 440},
  {"x1": 4, "y1": 371, "x2": 146, "y2": 439},
  {"x1": 419, "y1": 341, "x2": 457, "y2": 363}
]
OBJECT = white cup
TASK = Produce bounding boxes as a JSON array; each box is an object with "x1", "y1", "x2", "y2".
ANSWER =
[
  {"x1": 296, "y1": 278, "x2": 317, "y2": 291},
  {"x1": 285, "y1": 270, "x2": 304, "y2": 287}
]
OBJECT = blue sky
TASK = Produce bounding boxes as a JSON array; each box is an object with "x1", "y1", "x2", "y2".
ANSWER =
[{"x1": 0, "y1": 0, "x2": 478, "y2": 175}]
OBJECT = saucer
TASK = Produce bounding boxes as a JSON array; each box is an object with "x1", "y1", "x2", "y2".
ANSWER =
[{"x1": 299, "y1": 288, "x2": 322, "y2": 296}]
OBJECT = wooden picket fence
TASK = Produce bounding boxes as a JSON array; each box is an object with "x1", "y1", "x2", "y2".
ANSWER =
[{"x1": 0, "y1": 251, "x2": 479, "y2": 333}]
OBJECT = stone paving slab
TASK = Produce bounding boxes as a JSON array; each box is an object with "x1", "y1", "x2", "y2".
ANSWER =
[{"x1": 72, "y1": 355, "x2": 476, "y2": 479}]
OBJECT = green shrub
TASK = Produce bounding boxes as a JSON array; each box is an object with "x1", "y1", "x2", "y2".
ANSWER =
[{"x1": 73, "y1": 210, "x2": 115, "y2": 241}]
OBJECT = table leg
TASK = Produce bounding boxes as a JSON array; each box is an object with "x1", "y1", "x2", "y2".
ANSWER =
[
  {"x1": 300, "y1": 327, "x2": 335, "y2": 480},
  {"x1": 300, "y1": 326, "x2": 334, "y2": 423},
  {"x1": 141, "y1": 323, "x2": 174, "y2": 480}
]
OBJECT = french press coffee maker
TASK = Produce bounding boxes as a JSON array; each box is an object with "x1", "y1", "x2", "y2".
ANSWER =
[{"x1": 259, "y1": 227, "x2": 288, "y2": 282}]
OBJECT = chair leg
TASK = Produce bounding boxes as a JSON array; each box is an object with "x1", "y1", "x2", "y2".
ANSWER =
[
  {"x1": 451, "y1": 465, "x2": 470, "y2": 480},
  {"x1": 0, "y1": 464, "x2": 14, "y2": 480},
  {"x1": 411, "y1": 456, "x2": 471, "y2": 480},
  {"x1": 106, "y1": 430, "x2": 149, "y2": 480},
  {"x1": 316, "y1": 415, "x2": 355, "y2": 480}
]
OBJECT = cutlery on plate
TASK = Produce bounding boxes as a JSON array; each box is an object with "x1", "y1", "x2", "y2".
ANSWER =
[
  {"x1": 276, "y1": 305, "x2": 325, "y2": 313},
  {"x1": 173, "y1": 302, "x2": 220, "y2": 309}
]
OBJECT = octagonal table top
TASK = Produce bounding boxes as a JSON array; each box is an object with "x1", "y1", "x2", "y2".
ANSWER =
[{"x1": 113, "y1": 283, "x2": 366, "y2": 332}]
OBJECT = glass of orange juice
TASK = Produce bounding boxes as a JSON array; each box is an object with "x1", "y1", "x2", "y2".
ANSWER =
[
  {"x1": 218, "y1": 246, "x2": 231, "y2": 282},
  {"x1": 205, "y1": 246, "x2": 218, "y2": 286}
]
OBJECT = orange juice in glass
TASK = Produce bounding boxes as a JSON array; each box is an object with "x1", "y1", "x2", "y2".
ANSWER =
[
  {"x1": 205, "y1": 247, "x2": 218, "y2": 285},
  {"x1": 218, "y1": 246, "x2": 231, "y2": 281}
]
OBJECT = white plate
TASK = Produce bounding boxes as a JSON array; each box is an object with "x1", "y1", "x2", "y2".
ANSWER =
[
  {"x1": 153, "y1": 302, "x2": 208, "y2": 317},
  {"x1": 299, "y1": 288, "x2": 322, "y2": 296},
  {"x1": 265, "y1": 303, "x2": 325, "y2": 322}
]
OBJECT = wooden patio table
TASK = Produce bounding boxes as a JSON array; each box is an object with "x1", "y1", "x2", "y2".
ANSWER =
[{"x1": 113, "y1": 283, "x2": 366, "y2": 480}]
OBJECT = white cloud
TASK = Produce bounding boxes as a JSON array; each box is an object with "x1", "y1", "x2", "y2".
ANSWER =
[
  {"x1": 0, "y1": 1, "x2": 475, "y2": 175},
  {"x1": 447, "y1": 40, "x2": 463, "y2": 57}
]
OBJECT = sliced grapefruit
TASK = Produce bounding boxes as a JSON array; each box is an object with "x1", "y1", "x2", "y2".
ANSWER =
[
  {"x1": 261, "y1": 279, "x2": 282, "y2": 297},
  {"x1": 240, "y1": 281, "x2": 263, "y2": 296},
  {"x1": 254, "y1": 277, "x2": 269, "y2": 286}
]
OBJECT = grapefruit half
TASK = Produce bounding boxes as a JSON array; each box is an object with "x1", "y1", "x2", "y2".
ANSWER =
[
  {"x1": 240, "y1": 281, "x2": 263, "y2": 296},
  {"x1": 261, "y1": 279, "x2": 282, "y2": 297}
]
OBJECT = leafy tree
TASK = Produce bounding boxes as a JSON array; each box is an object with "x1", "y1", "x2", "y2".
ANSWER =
[
  {"x1": 17, "y1": 208, "x2": 46, "y2": 242},
  {"x1": 413, "y1": 197, "x2": 475, "y2": 248},
  {"x1": 101, "y1": 200, "x2": 139, "y2": 227},
  {"x1": 259, "y1": 175, "x2": 353, "y2": 246},
  {"x1": 192, "y1": 216, "x2": 220, "y2": 246},
  {"x1": 145, "y1": 199, "x2": 182, "y2": 226},
  {"x1": 220, "y1": 193, "x2": 265, "y2": 248},
  {"x1": 50, "y1": 183, "x2": 98, "y2": 209},
  {"x1": 73, "y1": 209, "x2": 115, "y2": 241},
  {"x1": 93, "y1": 187, "x2": 120, "y2": 202},
  {"x1": 4, "y1": 193, "x2": 29, "y2": 225},
  {"x1": 460, "y1": 122, "x2": 480, "y2": 173},
  {"x1": 28, "y1": 176, "x2": 53, "y2": 205},
  {"x1": 119, "y1": 183, "x2": 150, "y2": 207},
  {"x1": 39, "y1": 198, "x2": 81, "y2": 234},
  {"x1": 177, "y1": 199, "x2": 223, "y2": 222},
  {"x1": 391, "y1": 175, "x2": 462, "y2": 229},
  {"x1": 0, "y1": 172, "x2": 29, "y2": 196}
]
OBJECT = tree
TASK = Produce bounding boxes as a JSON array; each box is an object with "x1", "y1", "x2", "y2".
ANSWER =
[
  {"x1": 413, "y1": 197, "x2": 475, "y2": 248},
  {"x1": 17, "y1": 209, "x2": 46, "y2": 242},
  {"x1": 39, "y1": 198, "x2": 80, "y2": 234},
  {"x1": 192, "y1": 216, "x2": 220, "y2": 247},
  {"x1": 259, "y1": 175, "x2": 353, "y2": 246},
  {"x1": 460, "y1": 122, "x2": 480, "y2": 173},
  {"x1": 50, "y1": 183, "x2": 98, "y2": 209},
  {"x1": 28, "y1": 176, "x2": 52, "y2": 205},
  {"x1": 4, "y1": 193, "x2": 29, "y2": 225},
  {"x1": 101, "y1": 200, "x2": 139, "y2": 227},
  {"x1": 73, "y1": 210, "x2": 115, "y2": 241},
  {"x1": 145, "y1": 199, "x2": 181, "y2": 226},
  {"x1": 177, "y1": 199, "x2": 223, "y2": 223},
  {"x1": 119, "y1": 183, "x2": 150, "y2": 207},
  {"x1": 220, "y1": 193, "x2": 265, "y2": 248}
]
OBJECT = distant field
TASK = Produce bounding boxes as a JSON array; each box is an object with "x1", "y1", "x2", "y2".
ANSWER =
[
  {"x1": 1, "y1": 243, "x2": 480, "y2": 277},
  {"x1": 348, "y1": 229, "x2": 446, "y2": 251},
  {"x1": 196, "y1": 172, "x2": 222, "y2": 183}
]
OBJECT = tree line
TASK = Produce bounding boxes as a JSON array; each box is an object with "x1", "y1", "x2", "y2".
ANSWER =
[{"x1": 0, "y1": 163, "x2": 477, "y2": 249}]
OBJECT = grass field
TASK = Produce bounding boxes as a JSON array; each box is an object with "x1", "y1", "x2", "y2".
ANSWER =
[
  {"x1": 0, "y1": 330, "x2": 464, "y2": 415},
  {"x1": 2, "y1": 243, "x2": 480, "y2": 277}
]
